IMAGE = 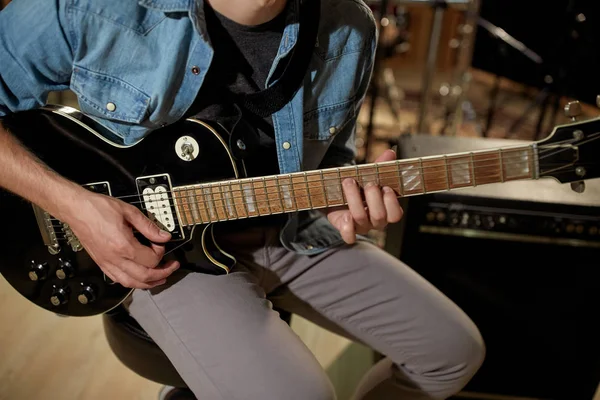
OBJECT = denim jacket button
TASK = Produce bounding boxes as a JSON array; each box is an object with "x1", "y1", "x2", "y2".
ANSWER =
[
  {"x1": 282, "y1": 141, "x2": 291, "y2": 150},
  {"x1": 106, "y1": 102, "x2": 116, "y2": 112},
  {"x1": 329, "y1": 126, "x2": 337, "y2": 135},
  {"x1": 191, "y1": 66, "x2": 200, "y2": 75}
]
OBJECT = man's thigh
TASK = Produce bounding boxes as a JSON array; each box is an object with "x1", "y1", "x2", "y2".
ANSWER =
[
  {"x1": 126, "y1": 267, "x2": 333, "y2": 400},
  {"x1": 266, "y1": 240, "x2": 484, "y2": 381}
]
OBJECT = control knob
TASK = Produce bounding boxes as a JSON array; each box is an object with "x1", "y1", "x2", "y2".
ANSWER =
[
  {"x1": 29, "y1": 261, "x2": 49, "y2": 281},
  {"x1": 77, "y1": 284, "x2": 97, "y2": 305},
  {"x1": 56, "y1": 259, "x2": 75, "y2": 280},
  {"x1": 50, "y1": 285, "x2": 70, "y2": 306}
]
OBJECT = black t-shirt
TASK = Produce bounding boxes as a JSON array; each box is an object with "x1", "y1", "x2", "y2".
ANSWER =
[
  {"x1": 186, "y1": 4, "x2": 289, "y2": 230},
  {"x1": 186, "y1": 3, "x2": 288, "y2": 178}
]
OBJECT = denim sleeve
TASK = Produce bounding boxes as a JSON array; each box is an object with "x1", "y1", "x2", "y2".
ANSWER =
[
  {"x1": 0, "y1": 0, "x2": 74, "y2": 117},
  {"x1": 319, "y1": 24, "x2": 377, "y2": 169}
]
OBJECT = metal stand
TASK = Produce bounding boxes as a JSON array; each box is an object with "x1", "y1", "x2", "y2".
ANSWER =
[{"x1": 417, "y1": 0, "x2": 447, "y2": 133}]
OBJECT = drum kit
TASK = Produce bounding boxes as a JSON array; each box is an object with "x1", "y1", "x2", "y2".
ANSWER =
[{"x1": 359, "y1": 0, "x2": 544, "y2": 160}]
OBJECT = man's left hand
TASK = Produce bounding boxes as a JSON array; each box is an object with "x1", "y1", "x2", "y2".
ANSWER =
[{"x1": 326, "y1": 149, "x2": 404, "y2": 244}]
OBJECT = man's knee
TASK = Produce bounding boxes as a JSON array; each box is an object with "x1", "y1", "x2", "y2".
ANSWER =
[
  {"x1": 438, "y1": 324, "x2": 486, "y2": 398},
  {"x1": 271, "y1": 360, "x2": 336, "y2": 400},
  {"x1": 223, "y1": 361, "x2": 336, "y2": 400}
]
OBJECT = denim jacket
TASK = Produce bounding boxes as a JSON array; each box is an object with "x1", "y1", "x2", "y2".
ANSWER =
[{"x1": 0, "y1": 0, "x2": 377, "y2": 255}]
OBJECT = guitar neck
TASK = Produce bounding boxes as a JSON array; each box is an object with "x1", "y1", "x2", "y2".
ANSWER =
[{"x1": 172, "y1": 143, "x2": 538, "y2": 226}]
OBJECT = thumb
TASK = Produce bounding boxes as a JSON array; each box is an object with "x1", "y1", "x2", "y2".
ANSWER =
[
  {"x1": 125, "y1": 207, "x2": 172, "y2": 243},
  {"x1": 374, "y1": 149, "x2": 397, "y2": 163}
]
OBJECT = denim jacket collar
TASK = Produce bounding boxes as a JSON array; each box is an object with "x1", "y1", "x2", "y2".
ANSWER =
[{"x1": 138, "y1": 0, "x2": 192, "y2": 12}]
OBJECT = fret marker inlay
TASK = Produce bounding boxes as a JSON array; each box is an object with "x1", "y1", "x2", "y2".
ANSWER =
[
  {"x1": 401, "y1": 164, "x2": 422, "y2": 191},
  {"x1": 242, "y1": 183, "x2": 256, "y2": 213},
  {"x1": 450, "y1": 158, "x2": 472, "y2": 185}
]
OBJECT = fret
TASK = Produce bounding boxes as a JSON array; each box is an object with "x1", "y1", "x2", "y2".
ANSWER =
[
  {"x1": 473, "y1": 150, "x2": 502, "y2": 185},
  {"x1": 448, "y1": 155, "x2": 473, "y2": 189},
  {"x1": 354, "y1": 165, "x2": 361, "y2": 188},
  {"x1": 194, "y1": 187, "x2": 210, "y2": 223},
  {"x1": 358, "y1": 164, "x2": 377, "y2": 189},
  {"x1": 396, "y1": 161, "x2": 404, "y2": 196},
  {"x1": 499, "y1": 149, "x2": 505, "y2": 182},
  {"x1": 399, "y1": 161, "x2": 424, "y2": 195},
  {"x1": 221, "y1": 182, "x2": 236, "y2": 219},
  {"x1": 209, "y1": 184, "x2": 226, "y2": 220},
  {"x1": 251, "y1": 179, "x2": 270, "y2": 216},
  {"x1": 231, "y1": 181, "x2": 248, "y2": 218},
  {"x1": 262, "y1": 178, "x2": 273, "y2": 215},
  {"x1": 319, "y1": 170, "x2": 329, "y2": 207},
  {"x1": 421, "y1": 157, "x2": 450, "y2": 193},
  {"x1": 264, "y1": 177, "x2": 283, "y2": 214},
  {"x1": 502, "y1": 147, "x2": 532, "y2": 181},
  {"x1": 175, "y1": 188, "x2": 191, "y2": 227},
  {"x1": 288, "y1": 174, "x2": 299, "y2": 210},
  {"x1": 470, "y1": 153, "x2": 476, "y2": 186},
  {"x1": 322, "y1": 169, "x2": 344, "y2": 207},
  {"x1": 419, "y1": 158, "x2": 426, "y2": 193},
  {"x1": 276, "y1": 175, "x2": 296, "y2": 211},
  {"x1": 336, "y1": 167, "x2": 347, "y2": 204},
  {"x1": 444, "y1": 156, "x2": 451, "y2": 190},
  {"x1": 206, "y1": 185, "x2": 221, "y2": 221},
  {"x1": 306, "y1": 172, "x2": 326, "y2": 208},
  {"x1": 241, "y1": 181, "x2": 259, "y2": 217},
  {"x1": 291, "y1": 173, "x2": 310, "y2": 210},
  {"x1": 201, "y1": 186, "x2": 217, "y2": 222},
  {"x1": 303, "y1": 172, "x2": 314, "y2": 208},
  {"x1": 183, "y1": 187, "x2": 197, "y2": 225}
]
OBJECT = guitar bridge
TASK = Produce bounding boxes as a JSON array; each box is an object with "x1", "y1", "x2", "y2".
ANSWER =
[
  {"x1": 136, "y1": 174, "x2": 185, "y2": 241},
  {"x1": 32, "y1": 181, "x2": 112, "y2": 254}
]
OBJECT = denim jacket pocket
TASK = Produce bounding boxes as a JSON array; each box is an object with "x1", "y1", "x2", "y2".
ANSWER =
[
  {"x1": 71, "y1": 66, "x2": 151, "y2": 126},
  {"x1": 303, "y1": 99, "x2": 355, "y2": 141}
]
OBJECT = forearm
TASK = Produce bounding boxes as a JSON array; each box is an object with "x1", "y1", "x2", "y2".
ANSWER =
[{"x1": 0, "y1": 121, "x2": 87, "y2": 220}]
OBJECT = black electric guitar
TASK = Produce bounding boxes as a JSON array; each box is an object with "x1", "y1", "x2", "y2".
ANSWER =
[{"x1": 1, "y1": 103, "x2": 599, "y2": 317}]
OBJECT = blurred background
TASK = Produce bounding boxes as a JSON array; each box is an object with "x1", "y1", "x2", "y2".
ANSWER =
[{"x1": 1, "y1": 0, "x2": 600, "y2": 399}]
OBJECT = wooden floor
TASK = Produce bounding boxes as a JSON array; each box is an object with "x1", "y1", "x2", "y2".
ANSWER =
[{"x1": 0, "y1": 276, "x2": 372, "y2": 400}]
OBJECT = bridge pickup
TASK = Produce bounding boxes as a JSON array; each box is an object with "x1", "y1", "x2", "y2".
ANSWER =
[{"x1": 136, "y1": 174, "x2": 184, "y2": 241}]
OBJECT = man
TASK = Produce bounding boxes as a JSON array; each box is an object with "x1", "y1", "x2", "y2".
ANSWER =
[{"x1": 0, "y1": 0, "x2": 485, "y2": 399}]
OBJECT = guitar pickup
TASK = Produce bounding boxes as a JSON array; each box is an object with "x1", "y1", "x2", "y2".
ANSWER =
[{"x1": 136, "y1": 174, "x2": 184, "y2": 241}]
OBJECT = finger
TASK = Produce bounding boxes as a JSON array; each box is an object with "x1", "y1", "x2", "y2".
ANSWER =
[
  {"x1": 101, "y1": 263, "x2": 161, "y2": 289},
  {"x1": 340, "y1": 212, "x2": 356, "y2": 244},
  {"x1": 383, "y1": 186, "x2": 404, "y2": 223},
  {"x1": 364, "y1": 182, "x2": 387, "y2": 230},
  {"x1": 342, "y1": 178, "x2": 370, "y2": 231},
  {"x1": 374, "y1": 149, "x2": 397, "y2": 163},
  {"x1": 128, "y1": 238, "x2": 164, "y2": 268},
  {"x1": 125, "y1": 206, "x2": 172, "y2": 243},
  {"x1": 121, "y1": 259, "x2": 179, "y2": 284}
]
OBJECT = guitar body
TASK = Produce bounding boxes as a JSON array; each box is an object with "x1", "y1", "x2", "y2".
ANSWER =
[{"x1": 0, "y1": 106, "x2": 241, "y2": 316}]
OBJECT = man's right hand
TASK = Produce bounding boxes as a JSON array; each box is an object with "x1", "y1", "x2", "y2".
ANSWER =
[{"x1": 61, "y1": 192, "x2": 180, "y2": 289}]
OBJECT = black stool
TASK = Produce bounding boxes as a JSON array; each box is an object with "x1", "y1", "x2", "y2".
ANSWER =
[{"x1": 102, "y1": 305, "x2": 292, "y2": 399}]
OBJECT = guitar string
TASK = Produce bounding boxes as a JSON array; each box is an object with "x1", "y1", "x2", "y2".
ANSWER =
[
  {"x1": 64, "y1": 151, "x2": 547, "y2": 206},
  {"x1": 47, "y1": 158, "x2": 536, "y2": 222},
  {"x1": 47, "y1": 136, "x2": 600, "y2": 228},
  {"x1": 48, "y1": 159, "x2": 596, "y2": 228},
  {"x1": 80, "y1": 139, "x2": 589, "y2": 204},
  {"x1": 48, "y1": 165, "x2": 588, "y2": 233}
]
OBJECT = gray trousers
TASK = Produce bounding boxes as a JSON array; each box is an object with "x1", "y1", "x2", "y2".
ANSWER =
[{"x1": 127, "y1": 226, "x2": 485, "y2": 400}]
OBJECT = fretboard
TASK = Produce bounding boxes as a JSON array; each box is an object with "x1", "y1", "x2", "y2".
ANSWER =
[{"x1": 172, "y1": 144, "x2": 537, "y2": 226}]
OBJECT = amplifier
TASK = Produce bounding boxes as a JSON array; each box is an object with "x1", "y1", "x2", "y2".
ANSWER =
[{"x1": 384, "y1": 134, "x2": 600, "y2": 400}]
